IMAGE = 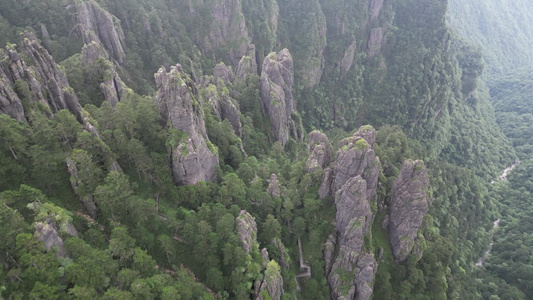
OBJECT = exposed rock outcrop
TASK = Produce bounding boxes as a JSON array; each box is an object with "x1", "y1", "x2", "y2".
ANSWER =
[
  {"x1": 257, "y1": 260, "x2": 284, "y2": 300},
  {"x1": 322, "y1": 125, "x2": 381, "y2": 299},
  {"x1": 340, "y1": 40, "x2": 357, "y2": 76},
  {"x1": 260, "y1": 49, "x2": 302, "y2": 146},
  {"x1": 213, "y1": 62, "x2": 235, "y2": 84},
  {"x1": 66, "y1": 157, "x2": 98, "y2": 219},
  {"x1": 0, "y1": 32, "x2": 82, "y2": 122},
  {"x1": 236, "y1": 45, "x2": 258, "y2": 81},
  {"x1": 325, "y1": 176, "x2": 376, "y2": 300},
  {"x1": 367, "y1": 28, "x2": 384, "y2": 58},
  {"x1": 388, "y1": 160, "x2": 430, "y2": 262},
  {"x1": 332, "y1": 126, "x2": 381, "y2": 198},
  {"x1": 82, "y1": 41, "x2": 128, "y2": 107},
  {"x1": 192, "y1": 0, "x2": 251, "y2": 65},
  {"x1": 267, "y1": 173, "x2": 281, "y2": 198},
  {"x1": 236, "y1": 210, "x2": 258, "y2": 254},
  {"x1": 306, "y1": 131, "x2": 332, "y2": 173},
  {"x1": 204, "y1": 70, "x2": 243, "y2": 137},
  {"x1": 271, "y1": 237, "x2": 290, "y2": 272},
  {"x1": 155, "y1": 64, "x2": 219, "y2": 185},
  {"x1": 35, "y1": 220, "x2": 65, "y2": 257},
  {"x1": 369, "y1": 0, "x2": 385, "y2": 22},
  {"x1": 77, "y1": 0, "x2": 126, "y2": 64}
]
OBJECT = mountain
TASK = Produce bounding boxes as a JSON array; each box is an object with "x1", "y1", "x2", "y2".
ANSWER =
[{"x1": 0, "y1": 0, "x2": 526, "y2": 299}]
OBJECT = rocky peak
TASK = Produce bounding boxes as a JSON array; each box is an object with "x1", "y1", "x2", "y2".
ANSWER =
[
  {"x1": 0, "y1": 32, "x2": 82, "y2": 122},
  {"x1": 332, "y1": 126, "x2": 380, "y2": 198},
  {"x1": 213, "y1": 62, "x2": 235, "y2": 84},
  {"x1": 307, "y1": 130, "x2": 332, "y2": 172},
  {"x1": 325, "y1": 176, "x2": 377, "y2": 300},
  {"x1": 388, "y1": 160, "x2": 430, "y2": 262},
  {"x1": 82, "y1": 42, "x2": 128, "y2": 107},
  {"x1": 235, "y1": 210, "x2": 258, "y2": 254},
  {"x1": 76, "y1": 0, "x2": 126, "y2": 64},
  {"x1": 236, "y1": 45, "x2": 258, "y2": 82},
  {"x1": 155, "y1": 64, "x2": 219, "y2": 185},
  {"x1": 260, "y1": 49, "x2": 302, "y2": 146}
]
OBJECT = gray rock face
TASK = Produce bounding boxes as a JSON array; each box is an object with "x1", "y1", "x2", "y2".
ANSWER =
[
  {"x1": 267, "y1": 173, "x2": 281, "y2": 198},
  {"x1": 204, "y1": 71, "x2": 243, "y2": 137},
  {"x1": 307, "y1": 130, "x2": 332, "y2": 173},
  {"x1": 322, "y1": 125, "x2": 381, "y2": 299},
  {"x1": 389, "y1": 160, "x2": 430, "y2": 262},
  {"x1": 82, "y1": 41, "x2": 128, "y2": 107},
  {"x1": 332, "y1": 126, "x2": 381, "y2": 198},
  {"x1": 367, "y1": 28, "x2": 384, "y2": 58},
  {"x1": 326, "y1": 176, "x2": 376, "y2": 300},
  {"x1": 319, "y1": 167, "x2": 334, "y2": 199},
  {"x1": 201, "y1": 0, "x2": 251, "y2": 65},
  {"x1": 236, "y1": 210, "x2": 258, "y2": 254},
  {"x1": 340, "y1": 40, "x2": 357, "y2": 76},
  {"x1": 236, "y1": 45, "x2": 258, "y2": 81},
  {"x1": 77, "y1": 0, "x2": 125, "y2": 64},
  {"x1": 66, "y1": 158, "x2": 98, "y2": 219},
  {"x1": 369, "y1": 0, "x2": 385, "y2": 22},
  {"x1": 355, "y1": 254, "x2": 378, "y2": 300},
  {"x1": 0, "y1": 32, "x2": 82, "y2": 122},
  {"x1": 257, "y1": 260, "x2": 284, "y2": 300},
  {"x1": 271, "y1": 237, "x2": 290, "y2": 272},
  {"x1": 35, "y1": 220, "x2": 65, "y2": 257},
  {"x1": 155, "y1": 64, "x2": 219, "y2": 186},
  {"x1": 213, "y1": 62, "x2": 235, "y2": 84},
  {"x1": 260, "y1": 49, "x2": 301, "y2": 146}
]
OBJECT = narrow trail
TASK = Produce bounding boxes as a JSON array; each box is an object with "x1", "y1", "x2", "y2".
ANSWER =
[{"x1": 295, "y1": 237, "x2": 312, "y2": 291}]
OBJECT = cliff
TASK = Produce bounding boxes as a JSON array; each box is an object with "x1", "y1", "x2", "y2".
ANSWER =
[
  {"x1": 323, "y1": 126, "x2": 381, "y2": 299},
  {"x1": 0, "y1": 32, "x2": 82, "y2": 122},
  {"x1": 155, "y1": 64, "x2": 219, "y2": 185},
  {"x1": 388, "y1": 160, "x2": 430, "y2": 262},
  {"x1": 260, "y1": 49, "x2": 302, "y2": 146}
]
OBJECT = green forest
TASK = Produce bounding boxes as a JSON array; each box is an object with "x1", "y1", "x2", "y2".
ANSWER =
[{"x1": 0, "y1": 0, "x2": 531, "y2": 299}]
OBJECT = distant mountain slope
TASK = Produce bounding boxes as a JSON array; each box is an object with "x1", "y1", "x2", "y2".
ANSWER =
[{"x1": 447, "y1": 0, "x2": 533, "y2": 78}]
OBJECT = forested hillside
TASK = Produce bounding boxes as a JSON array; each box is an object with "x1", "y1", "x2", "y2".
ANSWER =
[
  {"x1": 448, "y1": 1, "x2": 533, "y2": 299},
  {"x1": 448, "y1": 0, "x2": 533, "y2": 79},
  {"x1": 0, "y1": 0, "x2": 527, "y2": 299}
]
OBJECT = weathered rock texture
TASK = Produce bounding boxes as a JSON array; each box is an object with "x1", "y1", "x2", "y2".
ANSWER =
[
  {"x1": 82, "y1": 41, "x2": 128, "y2": 107},
  {"x1": 236, "y1": 210, "x2": 258, "y2": 254},
  {"x1": 389, "y1": 160, "x2": 430, "y2": 262},
  {"x1": 319, "y1": 126, "x2": 381, "y2": 199},
  {"x1": 267, "y1": 173, "x2": 281, "y2": 198},
  {"x1": 306, "y1": 130, "x2": 332, "y2": 173},
  {"x1": 190, "y1": 0, "x2": 251, "y2": 65},
  {"x1": 257, "y1": 260, "x2": 284, "y2": 300},
  {"x1": 204, "y1": 66, "x2": 243, "y2": 137},
  {"x1": 0, "y1": 32, "x2": 82, "y2": 122},
  {"x1": 340, "y1": 40, "x2": 357, "y2": 76},
  {"x1": 260, "y1": 49, "x2": 302, "y2": 146},
  {"x1": 35, "y1": 220, "x2": 65, "y2": 256},
  {"x1": 323, "y1": 125, "x2": 381, "y2": 300},
  {"x1": 325, "y1": 176, "x2": 377, "y2": 300},
  {"x1": 236, "y1": 45, "x2": 258, "y2": 81},
  {"x1": 66, "y1": 157, "x2": 98, "y2": 219},
  {"x1": 155, "y1": 64, "x2": 219, "y2": 185},
  {"x1": 77, "y1": 0, "x2": 126, "y2": 64}
]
